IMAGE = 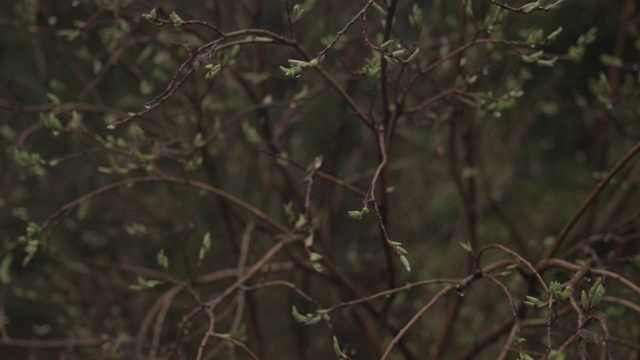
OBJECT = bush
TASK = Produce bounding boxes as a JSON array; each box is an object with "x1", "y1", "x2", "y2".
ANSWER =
[{"x1": 1, "y1": 1, "x2": 639, "y2": 359}]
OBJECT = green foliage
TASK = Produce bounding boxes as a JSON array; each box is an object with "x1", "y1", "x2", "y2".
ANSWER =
[
  {"x1": 129, "y1": 276, "x2": 160, "y2": 291},
  {"x1": 409, "y1": 4, "x2": 423, "y2": 29},
  {"x1": 169, "y1": 11, "x2": 183, "y2": 27},
  {"x1": 347, "y1": 206, "x2": 369, "y2": 220},
  {"x1": 280, "y1": 57, "x2": 322, "y2": 76},
  {"x1": 581, "y1": 278, "x2": 605, "y2": 312},
  {"x1": 291, "y1": 305, "x2": 324, "y2": 325},
  {"x1": 600, "y1": 53, "x2": 623, "y2": 68},
  {"x1": 309, "y1": 251, "x2": 323, "y2": 273},
  {"x1": 204, "y1": 64, "x2": 222, "y2": 79},
  {"x1": 156, "y1": 249, "x2": 169, "y2": 270},
  {"x1": 1, "y1": 1, "x2": 638, "y2": 359},
  {"x1": 362, "y1": 56, "x2": 381, "y2": 78},
  {"x1": 125, "y1": 222, "x2": 147, "y2": 236},
  {"x1": 517, "y1": 353, "x2": 534, "y2": 360},
  {"x1": 568, "y1": 27, "x2": 598, "y2": 62},
  {"x1": 198, "y1": 232, "x2": 212, "y2": 261},
  {"x1": 459, "y1": 241, "x2": 473, "y2": 253},
  {"x1": 548, "y1": 350, "x2": 566, "y2": 360},
  {"x1": 549, "y1": 281, "x2": 572, "y2": 301},
  {"x1": 521, "y1": 1, "x2": 543, "y2": 14},
  {"x1": 388, "y1": 241, "x2": 411, "y2": 272},
  {"x1": 0, "y1": 253, "x2": 12, "y2": 284},
  {"x1": 523, "y1": 295, "x2": 546, "y2": 308},
  {"x1": 142, "y1": 8, "x2": 157, "y2": 22},
  {"x1": 333, "y1": 336, "x2": 350, "y2": 359}
]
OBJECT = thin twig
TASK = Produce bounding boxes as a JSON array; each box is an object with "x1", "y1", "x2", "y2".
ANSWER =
[{"x1": 545, "y1": 140, "x2": 640, "y2": 258}]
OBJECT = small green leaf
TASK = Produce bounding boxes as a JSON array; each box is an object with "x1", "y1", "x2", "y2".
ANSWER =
[
  {"x1": 202, "y1": 232, "x2": 211, "y2": 251},
  {"x1": 291, "y1": 305, "x2": 308, "y2": 323},
  {"x1": 333, "y1": 336, "x2": 348, "y2": 359},
  {"x1": 464, "y1": 0, "x2": 473, "y2": 17},
  {"x1": 275, "y1": 152, "x2": 289, "y2": 167},
  {"x1": 577, "y1": 27, "x2": 598, "y2": 46},
  {"x1": 550, "y1": 281, "x2": 563, "y2": 299},
  {"x1": 405, "y1": 47, "x2": 420, "y2": 62},
  {"x1": 466, "y1": 74, "x2": 478, "y2": 84},
  {"x1": 581, "y1": 290, "x2": 589, "y2": 310},
  {"x1": 522, "y1": 50, "x2": 544, "y2": 63},
  {"x1": 283, "y1": 201, "x2": 296, "y2": 223},
  {"x1": 142, "y1": 9, "x2": 157, "y2": 22},
  {"x1": 287, "y1": 59, "x2": 309, "y2": 67},
  {"x1": 46, "y1": 93, "x2": 61, "y2": 105},
  {"x1": 379, "y1": 40, "x2": 394, "y2": 50},
  {"x1": 394, "y1": 246, "x2": 408, "y2": 256},
  {"x1": 157, "y1": 249, "x2": 169, "y2": 270},
  {"x1": 588, "y1": 278, "x2": 605, "y2": 307},
  {"x1": 0, "y1": 253, "x2": 13, "y2": 284},
  {"x1": 383, "y1": 55, "x2": 397, "y2": 64},
  {"x1": 545, "y1": 0, "x2": 567, "y2": 10},
  {"x1": 409, "y1": 4, "x2": 423, "y2": 27},
  {"x1": 22, "y1": 240, "x2": 39, "y2": 267},
  {"x1": 526, "y1": 29, "x2": 544, "y2": 46},
  {"x1": 525, "y1": 295, "x2": 539, "y2": 303},
  {"x1": 129, "y1": 276, "x2": 159, "y2": 290},
  {"x1": 242, "y1": 121, "x2": 261, "y2": 144},
  {"x1": 550, "y1": 281, "x2": 572, "y2": 301},
  {"x1": 521, "y1": 0, "x2": 542, "y2": 14},
  {"x1": 312, "y1": 262, "x2": 324, "y2": 273},
  {"x1": 292, "y1": 4, "x2": 304, "y2": 22},
  {"x1": 400, "y1": 255, "x2": 411, "y2": 272},
  {"x1": 459, "y1": 241, "x2": 473, "y2": 253},
  {"x1": 294, "y1": 214, "x2": 307, "y2": 230},
  {"x1": 40, "y1": 113, "x2": 63, "y2": 130},
  {"x1": 305, "y1": 314, "x2": 322, "y2": 325},
  {"x1": 548, "y1": 350, "x2": 566, "y2": 360},
  {"x1": 243, "y1": 71, "x2": 270, "y2": 84},
  {"x1": 348, "y1": 210, "x2": 362, "y2": 219},
  {"x1": 513, "y1": 336, "x2": 526, "y2": 345},
  {"x1": 205, "y1": 64, "x2": 222, "y2": 79},
  {"x1": 279, "y1": 65, "x2": 302, "y2": 77},
  {"x1": 524, "y1": 295, "x2": 545, "y2": 307},
  {"x1": 546, "y1": 26, "x2": 563, "y2": 42},
  {"x1": 536, "y1": 57, "x2": 558, "y2": 67},
  {"x1": 170, "y1": 11, "x2": 183, "y2": 26},
  {"x1": 293, "y1": 85, "x2": 309, "y2": 101},
  {"x1": 126, "y1": 222, "x2": 147, "y2": 236},
  {"x1": 0, "y1": 124, "x2": 16, "y2": 141},
  {"x1": 372, "y1": 2, "x2": 386, "y2": 16},
  {"x1": 362, "y1": 56, "x2": 381, "y2": 77},
  {"x1": 518, "y1": 354, "x2": 535, "y2": 360},
  {"x1": 58, "y1": 29, "x2": 80, "y2": 41},
  {"x1": 193, "y1": 133, "x2": 206, "y2": 148},
  {"x1": 391, "y1": 49, "x2": 406, "y2": 58},
  {"x1": 600, "y1": 54, "x2": 623, "y2": 68},
  {"x1": 199, "y1": 232, "x2": 212, "y2": 261}
]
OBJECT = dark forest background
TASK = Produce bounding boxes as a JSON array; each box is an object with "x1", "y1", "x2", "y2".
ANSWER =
[{"x1": 1, "y1": 0, "x2": 640, "y2": 359}]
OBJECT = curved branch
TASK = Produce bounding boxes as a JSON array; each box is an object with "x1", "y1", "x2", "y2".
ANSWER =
[
  {"x1": 39, "y1": 175, "x2": 291, "y2": 245},
  {"x1": 545, "y1": 140, "x2": 640, "y2": 259}
]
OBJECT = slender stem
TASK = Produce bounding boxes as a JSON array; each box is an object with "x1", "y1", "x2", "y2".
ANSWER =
[{"x1": 544, "y1": 140, "x2": 640, "y2": 259}]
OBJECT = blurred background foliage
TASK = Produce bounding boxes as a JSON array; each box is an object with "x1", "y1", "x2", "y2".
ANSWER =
[{"x1": 1, "y1": 0, "x2": 639, "y2": 359}]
